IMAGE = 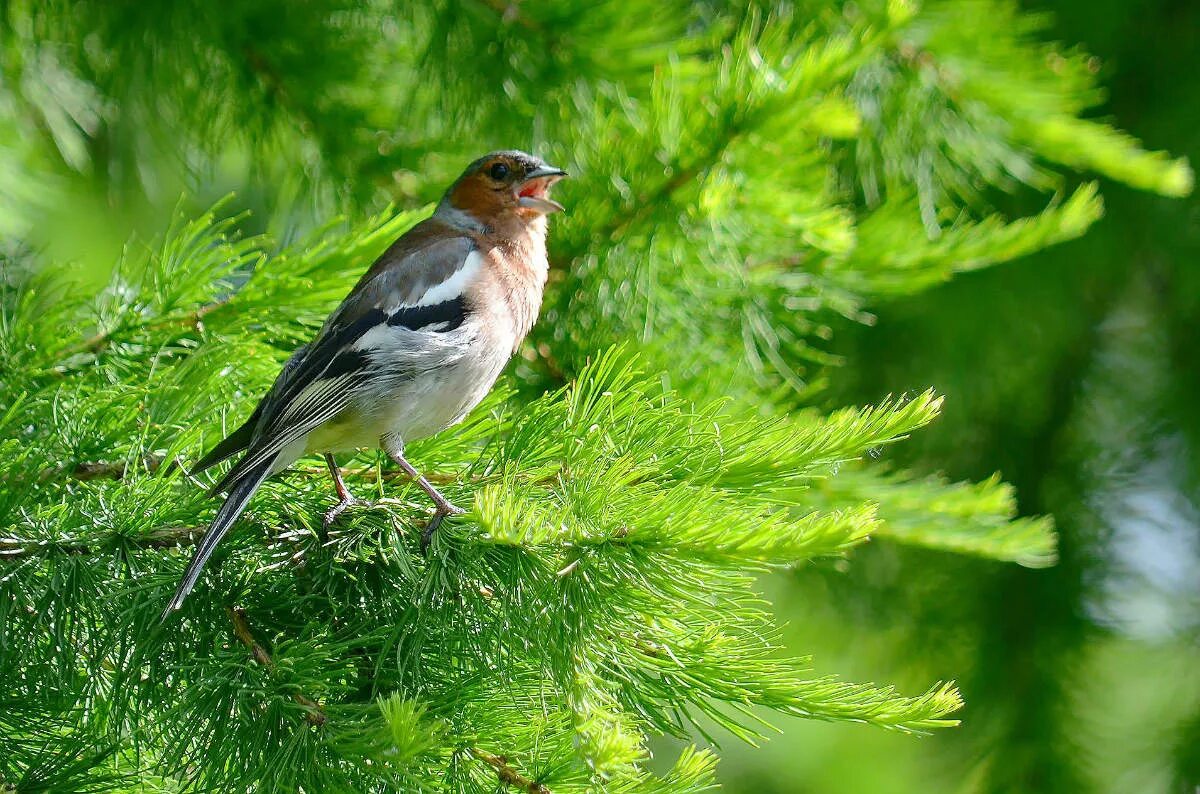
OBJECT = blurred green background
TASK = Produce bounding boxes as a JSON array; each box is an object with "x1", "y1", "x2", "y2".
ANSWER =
[
  {"x1": 714, "y1": 1, "x2": 1200, "y2": 791},
  {"x1": 2, "y1": 0, "x2": 1197, "y2": 791}
]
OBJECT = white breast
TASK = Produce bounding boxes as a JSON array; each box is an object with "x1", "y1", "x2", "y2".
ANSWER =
[{"x1": 314, "y1": 314, "x2": 514, "y2": 452}]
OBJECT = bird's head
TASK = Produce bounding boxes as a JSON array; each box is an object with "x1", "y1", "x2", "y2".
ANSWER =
[{"x1": 437, "y1": 150, "x2": 567, "y2": 235}]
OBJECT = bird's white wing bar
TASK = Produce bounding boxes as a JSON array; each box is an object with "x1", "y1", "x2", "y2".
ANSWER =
[{"x1": 404, "y1": 250, "x2": 482, "y2": 310}]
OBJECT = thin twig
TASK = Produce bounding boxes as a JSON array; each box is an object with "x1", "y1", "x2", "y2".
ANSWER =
[
  {"x1": 55, "y1": 297, "x2": 231, "y2": 363},
  {"x1": 138, "y1": 525, "x2": 208, "y2": 549},
  {"x1": 38, "y1": 455, "x2": 172, "y2": 483},
  {"x1": 534, "y1": 128, "x2": 747, "y2": 383},
  {"x1": 340, "y1": 467, "x2": 461, "y2": 486},
  {"x1": 226, "y1": 606, "x2": 327, "y2": 726},
  {"x1": 39, "y1": 454, "x2": 465, "y2": 486},
  {"x1": 0, "y1": 525, "x2": 206, "y2": 560},
  {"x1": 469, "y1": 747, "x2": 550, "y2": 794}
]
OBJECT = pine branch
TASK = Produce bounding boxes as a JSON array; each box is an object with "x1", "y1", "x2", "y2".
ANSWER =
[
  {"x1": 810, "y1": 467, "x2": 1058, "y2": 567},
  {"x1": 38, "y1": 456, "x2": 173, "y2": 483},
  {"x1": 226, "y1": 606, "x2": 327, "y2": 726},
  {"x1": 468, "y1": 747, "x2": 551, "y2": 794},
  {"x1": 592, "y1": 156, "x2": 714, "y2": 252},
  {"x1": 0, "y1": 525, "x2": 205, "y2": 559},
  {"x1": 54, "y1": 296, "x2": 232, "y2": 365}
]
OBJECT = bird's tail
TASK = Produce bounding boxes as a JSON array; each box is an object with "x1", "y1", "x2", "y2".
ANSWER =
[{"x1": 161, "y1": 456, "x2": 276, "y2": 620}]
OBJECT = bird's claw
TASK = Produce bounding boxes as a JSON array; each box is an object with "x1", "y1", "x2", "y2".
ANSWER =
[
  {"x1": 420, "y1": 501, "x2": 465, "y2": 555},
  {"x1": 322, "y1": 496, "x2": 373, "y2": 531}
]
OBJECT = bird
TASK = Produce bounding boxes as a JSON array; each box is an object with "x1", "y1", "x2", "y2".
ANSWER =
[{"x1": 162, "y1": 150, "x2": 567, "y2": 618}]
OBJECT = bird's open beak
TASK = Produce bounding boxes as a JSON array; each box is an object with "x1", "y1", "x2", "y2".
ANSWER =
[{"x1": 517, "y1": 165, "x2": 568, "y2": 214}]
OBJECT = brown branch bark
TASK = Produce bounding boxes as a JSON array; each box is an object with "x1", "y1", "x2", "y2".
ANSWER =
[
  {"x1": 39, "y1": 455, "x2": 172, "y2": 483},
  {"x1": 227, "y1": 606, "x2": 327, "y2": 726},
  {"x1": 469, "y1": 747, "x2": 550, "y2": 794},
  {"x1": 340, "y1": 467, "x2": 461, "y2": 486}
]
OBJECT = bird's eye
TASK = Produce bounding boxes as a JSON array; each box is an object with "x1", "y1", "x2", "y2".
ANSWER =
[{"x1": 489, "y1": 162, "x2": 510, "y2": 180}]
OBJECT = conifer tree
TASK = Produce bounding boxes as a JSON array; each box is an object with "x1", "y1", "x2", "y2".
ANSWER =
[{"x1": 0, "y1": 1, "x2": 1190, "y2": 791}]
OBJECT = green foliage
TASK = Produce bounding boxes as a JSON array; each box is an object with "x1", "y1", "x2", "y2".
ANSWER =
[
  {"x1": 0, "y1": 0, "x2": 1189, "y2": 790},
  {"x1": 809, "y1": 467, "x2": 1058, "y2": 567}
]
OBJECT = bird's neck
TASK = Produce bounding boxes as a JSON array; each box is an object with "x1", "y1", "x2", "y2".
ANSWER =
[
  {"x1": 434, "y1": 200, "x2": 487, "y2": 234},
  {"x1": 434, "y1": 200, "x2": 548, "y2": 241}
]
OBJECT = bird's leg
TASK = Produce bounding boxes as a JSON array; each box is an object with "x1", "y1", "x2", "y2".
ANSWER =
[
  {"x1": 322, "y1": 453, "x2": 370, "y2": 530},
  {"x1": 384, "y1": 446, "x2": 464, "y2": 553}
]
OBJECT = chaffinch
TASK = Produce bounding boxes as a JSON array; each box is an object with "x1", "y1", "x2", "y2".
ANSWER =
[{"x1": 164, "y1": 150, "x2": 567, "y2": 616}]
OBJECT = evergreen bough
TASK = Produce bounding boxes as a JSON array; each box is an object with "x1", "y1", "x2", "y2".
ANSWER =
[{"x1": 0, "y1": 0, "x2": 1188, "y2": 790}]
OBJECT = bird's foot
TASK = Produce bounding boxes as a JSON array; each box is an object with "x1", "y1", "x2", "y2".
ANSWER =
[
  {"x1": 420, "y1": 500, "x2": 465, "y2": 555},
  {"x1": 322, "y1": 495, "x2": 373, "y2": 531}
]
